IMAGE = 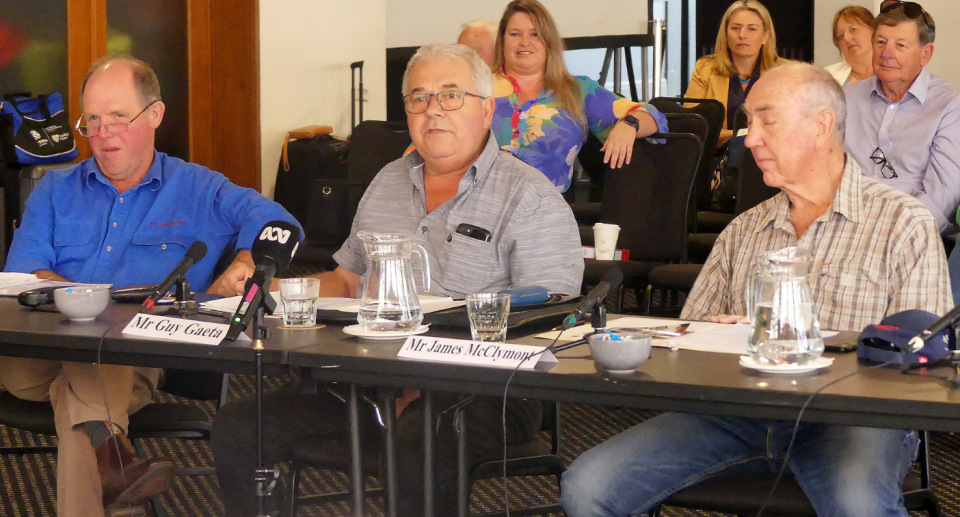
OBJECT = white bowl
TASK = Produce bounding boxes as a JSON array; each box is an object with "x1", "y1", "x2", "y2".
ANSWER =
[
  {"x1": 54, "y1": 285, "x2": 111, "y2": 321},
  {"x1": 588, "y1": 332, "x2": 652, "y2": 373}
]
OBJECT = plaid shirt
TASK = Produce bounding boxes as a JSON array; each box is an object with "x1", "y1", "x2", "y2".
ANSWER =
[{"x1": 681, "y1": 157, "x2": 951, "y2": 332}]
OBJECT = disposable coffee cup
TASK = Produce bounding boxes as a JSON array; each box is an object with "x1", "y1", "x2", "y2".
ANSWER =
[{"x1": 593, "y1": 223, "x2": 621, "y2": 260}]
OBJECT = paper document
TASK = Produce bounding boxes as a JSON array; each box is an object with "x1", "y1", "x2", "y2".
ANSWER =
[
  {"x1": 0, "y1": 274, "x2": 78, "y2": 297},
  {"x1": 200, "y1": 294, "x2": 355, "y2": 317},
  {"x1": 537, "y1": 317, "x2": 837, "y2": 355}
]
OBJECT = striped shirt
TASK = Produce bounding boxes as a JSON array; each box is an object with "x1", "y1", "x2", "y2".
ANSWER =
[
  {"x1": 681, "y1": 157, "x2": 951, "y2": 332},
  {"x1": 334, "y1": 130, "x2": 584, "y2": 298}
]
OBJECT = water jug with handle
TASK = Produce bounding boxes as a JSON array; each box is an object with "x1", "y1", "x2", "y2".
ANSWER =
[
  {"x1": 745, "y1": 246, "x2": 824, "y2": 365},
  {"x1": 357, "y1": 232, "x2": 431, "y2": 332}
]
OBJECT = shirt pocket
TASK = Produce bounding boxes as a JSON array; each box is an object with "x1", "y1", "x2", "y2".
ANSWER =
[
  {"x1": 816, "y1": 264, "x2": 888, "y2": 324},
  {"x1": 438, "y1": 232, "x2": 499, "y2": 295},
  {"x1": 53, "y1": 220, "x2": 95, "y2": 266}
]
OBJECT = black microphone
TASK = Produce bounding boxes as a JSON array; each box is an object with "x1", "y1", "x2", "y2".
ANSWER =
[
  {"x1": 561, "y1": 267, "x2": 623, "y2": 330},
  {"x1": 906, "y1": 303, "x2": 960, "y2": 353},
  {"x1": 225, "y1": 221, "x2": 301, "y2": 341},
  {"x1": 140, "y1": 241, "x2": 207, "y2": 312}
]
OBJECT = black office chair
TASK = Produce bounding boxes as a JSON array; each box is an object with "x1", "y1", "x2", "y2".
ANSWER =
[
  {"x1": 575, "y1": 113, "x2": 708, "y2": 246},
  {"x1": 648, "y1": 97, "x2": 725, "y2": 215},
  {"x1": 284, "y1": 399, "x2": 565, "y2": 517},
  {"x1": 581, "y1": 131, "x2": 702, "y2": 313},
  {"x1": 652, "y1": 430, "x2": 940, "y2": 517},
  {"x1": 645, "y1": 143, "x2": 780, "y2": 316},
  {"x1": 0, "y1": 369, "x2": 229, "y2": 517}
]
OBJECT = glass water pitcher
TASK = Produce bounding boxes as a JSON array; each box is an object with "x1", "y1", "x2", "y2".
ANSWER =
[
  {"x1": 357, "y1": 232, "x2": 431, "y2": 331},
  {"x1": 745, "y1": 246, "x2": 824, "y2": 365}
]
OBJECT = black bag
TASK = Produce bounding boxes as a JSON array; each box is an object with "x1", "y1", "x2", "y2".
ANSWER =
[
  {"x1": 0, "y1": 92, "x2": 79, "y2": 165},
  {"x1": 274, "y1": 133, "x2": 350, "y2": 229},
  {"x1": 301, "y1": 179, "x2": 364, "y2": 247}
]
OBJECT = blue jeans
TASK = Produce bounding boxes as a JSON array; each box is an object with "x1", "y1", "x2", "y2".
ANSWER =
[{"x1": 561, "y1": 413, "x2": 918, "y2": 517}]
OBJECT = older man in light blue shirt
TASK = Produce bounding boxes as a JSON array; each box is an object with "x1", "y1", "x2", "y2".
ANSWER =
[{"x1": 845, "y1": 4, "x2": 960, "y2": 235}]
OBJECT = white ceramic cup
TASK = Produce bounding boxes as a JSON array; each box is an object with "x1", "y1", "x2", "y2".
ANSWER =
[{"x1": 593, "y1": 223, "x2": 621, "y2": 260}]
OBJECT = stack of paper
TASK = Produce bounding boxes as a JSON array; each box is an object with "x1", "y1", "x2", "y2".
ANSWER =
[
  {"x1": 0, "y1": 273, "x2": 75, "y2": 296},
  {"x1": 536, "y1": 317, "x2": 836, "y2": 355}
]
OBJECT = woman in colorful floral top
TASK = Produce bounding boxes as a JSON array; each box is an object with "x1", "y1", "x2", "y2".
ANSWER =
[{"x1": 490, "y1": 0, "x2": 669, "y2": 191}]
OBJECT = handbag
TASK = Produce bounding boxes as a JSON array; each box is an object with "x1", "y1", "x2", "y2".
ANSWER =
[
  {"x1": 0, "y1": 91, "x2": 79, "y2": 165},
  {"x1": 709, "y1": 134, "x2": 747, "y2": 213}
]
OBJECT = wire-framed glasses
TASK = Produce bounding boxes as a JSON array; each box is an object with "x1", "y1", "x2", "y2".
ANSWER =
[
  {"x1": 75, "y1": 100, "x2": 158, "y2": 137},
  {"x1": 880, "y1": 1, "x2": 935, "y2": 32},
  {"x1": 402, "y1": 90, "x2": 485, "y2": 114},
  {"x1": 871, "y1": 147, "x2": 898, "y2": 179}
]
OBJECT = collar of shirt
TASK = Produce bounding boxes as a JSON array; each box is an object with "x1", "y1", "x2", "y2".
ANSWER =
[
  {"x1": 755, "y1": 156, "x2": 864, "y2": 235},
  {"x1": 82, "y1": 149, "x2": 164, "y2": 192},
  {"x1": 870, "y1": 66, "x2": 931, "y2": 105},
  {"x1": 403, "y1": 130, "x2": 500, "y2": 195}
]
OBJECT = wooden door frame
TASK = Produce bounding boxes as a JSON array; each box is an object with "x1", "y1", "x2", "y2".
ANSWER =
[{"x1": 64, "y1": 0, "x2": 261, "y2": 191}]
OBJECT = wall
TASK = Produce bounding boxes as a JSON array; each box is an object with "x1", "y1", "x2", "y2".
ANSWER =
[
  {"x1": 259, "y1": 0, "x2": 387, "y2": 198},
  {"x1": 386, "y1": 0, "x2": 648, "y2": 48}
]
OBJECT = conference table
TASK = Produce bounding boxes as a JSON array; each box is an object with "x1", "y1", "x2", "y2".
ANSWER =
[{"x1": 2, "y1": 297, "x2": 960, "y2": 517}]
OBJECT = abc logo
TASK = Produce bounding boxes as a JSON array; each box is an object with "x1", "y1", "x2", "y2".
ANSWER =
[{"x1": 259, "y1": 226, "x2": 291, "y2": 244}]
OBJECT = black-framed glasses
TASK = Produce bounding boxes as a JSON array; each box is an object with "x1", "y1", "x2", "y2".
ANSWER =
[
  {"x1": 75, "y1": 100, "x2": 158, "y2": 137},
  {"x1": 880, "y1": 1, "x2": 935, "y2": 32},
  {"x1": 871, "y1": 147, "x2": 898, "y2": 179},
  {"x1": 402, "y1": 90, "x2": 485, "y2": 114}
]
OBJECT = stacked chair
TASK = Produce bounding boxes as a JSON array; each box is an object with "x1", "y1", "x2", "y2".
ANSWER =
[{"x1": 580, "y1": 119, "x2": 703, "y2": 313}]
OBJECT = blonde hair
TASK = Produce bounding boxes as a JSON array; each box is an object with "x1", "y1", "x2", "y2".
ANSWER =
[
  {"x1": 709, "y1": 0, "x2": 780, "y2": 78},
  {"x1": 493, "y1": 0, "x2": 585, "y2": 126}
]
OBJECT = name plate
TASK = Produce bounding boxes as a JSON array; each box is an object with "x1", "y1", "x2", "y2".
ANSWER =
[
  {"x1": 398, "y1": 336, "x2": 557, "y2": 369},
  {"x1": 122, "y1": 314, "x2": 238, "y2": 345}
]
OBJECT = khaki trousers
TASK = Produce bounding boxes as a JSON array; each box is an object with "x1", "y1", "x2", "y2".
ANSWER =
[{"x1": 0, "y1": 357, "x2": 160, "y2": 517}]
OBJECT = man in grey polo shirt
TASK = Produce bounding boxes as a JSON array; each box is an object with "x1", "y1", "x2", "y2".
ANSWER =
[{"x1": 211, "y1": 43, "x2": 582, "y2": 516}]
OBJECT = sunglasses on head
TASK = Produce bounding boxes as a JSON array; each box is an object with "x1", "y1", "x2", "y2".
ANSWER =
[{"x1": 880, "y1": 1, "x2": 935, "y2": 31}]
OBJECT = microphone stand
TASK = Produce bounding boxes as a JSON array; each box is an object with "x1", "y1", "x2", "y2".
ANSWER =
[
  {"x1": 150, "y1": 277, "x2": 199, "y2": 318},
  {"x1": 554, "y1": 298, "x2": 610, "y2": 352},
  {"x1": 250, "y1": 303, "x2": 278, "y2": 517}
]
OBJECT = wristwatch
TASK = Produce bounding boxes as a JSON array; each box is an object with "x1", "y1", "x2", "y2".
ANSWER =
[{"x1": 621, "y1": 114, "x2": 640, "y2": 131}]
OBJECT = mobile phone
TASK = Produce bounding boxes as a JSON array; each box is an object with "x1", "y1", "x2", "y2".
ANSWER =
[
  {"x1": 455, "y1": 223, "x2": 492, "y2": 242},
  {"x1": 18, "y1": 286, "x2": 60, "y2": 307},
  {"x1": 824, "y1": 341, "x2": 858, "y2": 353}
]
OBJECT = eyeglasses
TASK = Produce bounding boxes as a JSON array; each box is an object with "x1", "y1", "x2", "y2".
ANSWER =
[
  {"x1": 871, "y1": 147, "x2": 898, "y2": 179},
  {"x1": 402, "y1": 90, "x2": 485, "y2": 114},
  {"x1": 75, "y1": 100, "x2": 158, "y2": 137},
  {"x1": 880, "y1": 1, "x2": 935, "y2": 32}
]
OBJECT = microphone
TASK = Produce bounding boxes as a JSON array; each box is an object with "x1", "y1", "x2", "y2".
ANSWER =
[
  {"x1": 141, "y1": 241, "x2": 207, "y2": 312},
  {"x1": 561, "y1": 267, "x2": 623, "y2": 330},
  {"x1": 906, "y1": 303, "x2": 960, "y2": 353},
  {"x1": 225, "y1": 221, "x2": 301, "y2": 341}
]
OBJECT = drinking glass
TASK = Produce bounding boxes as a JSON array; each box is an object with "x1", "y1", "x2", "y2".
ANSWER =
[
  {"x1": 278, "y1": 278, "x2": 321, "y2": 327},
  {"x1": 465, "y1": 292, "x2": 511, "y2": 342}
]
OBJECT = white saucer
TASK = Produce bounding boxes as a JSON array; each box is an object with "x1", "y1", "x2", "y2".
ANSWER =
[
  {"x1": 342, "y1": 324, "x2": 430, "y2": 341},
  {"x1": 738, "y1": 355, "x2": 834, "y2": 374}
]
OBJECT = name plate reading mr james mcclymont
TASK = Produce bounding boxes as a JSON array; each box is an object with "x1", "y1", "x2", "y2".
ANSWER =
[
  {"x1": 122, "y1": 314, "x2": 237, "y2": 346},
  {"x1": 397, "y1": 336, "x2": 558, "y2": 370}
]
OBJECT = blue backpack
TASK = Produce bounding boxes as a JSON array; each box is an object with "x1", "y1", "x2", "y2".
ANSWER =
[{"x1": 1, "y1": 92, "x2": 79, "y2": 165}]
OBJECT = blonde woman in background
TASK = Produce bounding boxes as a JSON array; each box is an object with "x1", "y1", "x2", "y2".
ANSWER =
[{"x1": 686, "y1": 0, "x2": 784, "y2": 147}]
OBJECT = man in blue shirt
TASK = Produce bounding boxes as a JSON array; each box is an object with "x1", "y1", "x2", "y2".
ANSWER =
[{"x1": 1, "y1": 55, "x2": 298, "y2": 516}]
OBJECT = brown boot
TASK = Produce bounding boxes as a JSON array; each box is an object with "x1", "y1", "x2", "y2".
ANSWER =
[{"x1": 95, "y1": 432, "x2": 175, "y2": 509}]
